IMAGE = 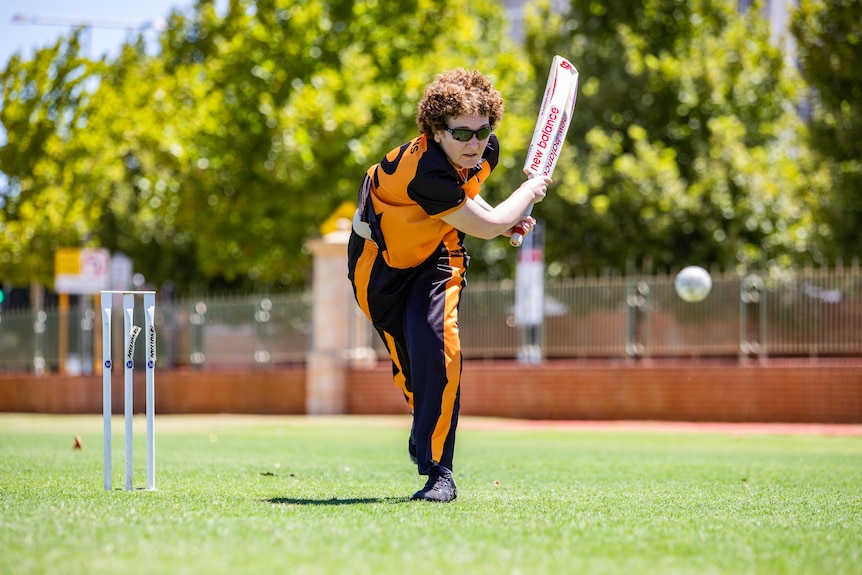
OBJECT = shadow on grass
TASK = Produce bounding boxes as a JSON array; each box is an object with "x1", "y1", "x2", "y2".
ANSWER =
[{"x1": 264, "y1": 496, "x2": 409, "y2": 506}]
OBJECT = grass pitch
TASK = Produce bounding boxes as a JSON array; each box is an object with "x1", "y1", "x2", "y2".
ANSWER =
[{"x1": 1, "y1": 414, "x2": 860, "y2": 575}]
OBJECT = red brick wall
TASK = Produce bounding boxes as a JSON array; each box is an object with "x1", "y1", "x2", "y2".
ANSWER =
[
  {"x1": 0, "y1": 368, "x2": 306, "y2": 415},
  {"x1": 346, "y1": 359, "x2": 862, "y2": 423},
  {"x1": 1, "y1": 360, "x2": 860, "y2": 423}
]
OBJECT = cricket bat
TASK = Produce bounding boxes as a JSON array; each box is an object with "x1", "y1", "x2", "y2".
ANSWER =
[{"x1": 510, "y1": 56, "x2": 579, "y2": 248}]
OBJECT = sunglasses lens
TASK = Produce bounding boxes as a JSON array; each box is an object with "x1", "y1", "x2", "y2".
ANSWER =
[
  {"x1": 449, "y1": 127, "x2": 491, "y2": 142},
  {"x1": 451, "y1": 129, "x2": 474, "y2": 142}
]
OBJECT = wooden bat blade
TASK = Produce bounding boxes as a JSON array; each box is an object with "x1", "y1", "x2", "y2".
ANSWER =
[
  {"x1": 512, "y1": 56, "x2": 579, "y2": 248},
  {"x1": 523, "y1": 56, "x2": 579, "y2": 178}
]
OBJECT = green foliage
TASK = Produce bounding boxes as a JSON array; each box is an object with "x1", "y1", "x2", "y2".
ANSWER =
[
  {"x1": 1, "y1": 0, "x2": 857, "y2": 293},
  {"x1": 791, "y1": 0, "x2": 862, "y2": 261},
  {"x1": 0, "y1": 0, "x2": 528, "y2": 292},
  {"x1": 99, "y1": 0, "x2": 531, "y2": 290},
  {"x1": 102, "y1": 0, "x2": 527, "y2": 290},
  {"x1": 0, "y1": 33, "x2": 100, "y2": 286},
  {"x1": 524, "y1": 0, "x2": 830, "y2": 275}
]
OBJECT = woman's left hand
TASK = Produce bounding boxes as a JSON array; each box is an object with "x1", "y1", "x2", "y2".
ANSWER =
[{"x1": 505, "y1": 216, "x2": 536, "y2": 237}]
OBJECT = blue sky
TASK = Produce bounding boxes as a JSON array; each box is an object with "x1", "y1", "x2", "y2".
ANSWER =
[{"x1": 0, "y1": 0, "x2": 211, "y2": 67}]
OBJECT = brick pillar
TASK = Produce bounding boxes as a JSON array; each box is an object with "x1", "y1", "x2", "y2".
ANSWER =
[{"x1": 306, "y1": 222, "x2": 352, "y2": 414}]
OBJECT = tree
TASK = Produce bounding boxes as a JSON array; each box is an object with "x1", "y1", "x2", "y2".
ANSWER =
[
  {"x1": 80, "y1": 38, "x2": 197, "y2": 290},
  {"x1": 0, "y1": 0, "x2": 537, "y2": 293},
  {"x1": 90, "y1": 0, "x2": 533, "y2": 290},
  {"x1": 522, "y1": 0, "x2": 828, "y2": 275},
  {"x1": 791, "y1": 0, "x2": 862, "y2": 261},
  {"x1": 0, "y1": 33, "x2": 101, "y2": 288}
]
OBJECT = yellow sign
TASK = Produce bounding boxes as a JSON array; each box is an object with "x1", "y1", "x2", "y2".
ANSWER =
[
  {"x1": 55, "y1": 248, "x2": 82, "y2": 275},
  {"x1": 54, "y1": 247, "x2": 111, "y2": 294}
]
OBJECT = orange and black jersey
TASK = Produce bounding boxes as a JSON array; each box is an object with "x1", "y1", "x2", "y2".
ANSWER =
[{"x1": 358, "y1": 133, "x2": 499, "y2": 269}]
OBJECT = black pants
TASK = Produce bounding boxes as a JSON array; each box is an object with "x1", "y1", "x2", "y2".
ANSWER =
[{"x1": 347, "y1": 231, "x2": 468, "y2": 474}]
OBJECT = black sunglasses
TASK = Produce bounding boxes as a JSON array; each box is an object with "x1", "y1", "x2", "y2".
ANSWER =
[{"x1": 445, "y1": 125, "x2": 492, "y2": 142}]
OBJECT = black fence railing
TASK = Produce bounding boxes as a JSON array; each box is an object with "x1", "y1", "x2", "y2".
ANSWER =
[{"x1": 1, "y1": 266, "x2": 860, "y2": 373}]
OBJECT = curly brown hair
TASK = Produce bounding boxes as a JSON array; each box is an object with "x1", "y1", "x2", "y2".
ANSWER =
[{"x1": 416, "y1": 69, "x2": 504, "y2": 136}]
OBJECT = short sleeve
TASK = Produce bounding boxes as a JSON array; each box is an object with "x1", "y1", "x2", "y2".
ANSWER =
[{"x1": 406, "y1": 170, "x2": 466, "y2": 217}]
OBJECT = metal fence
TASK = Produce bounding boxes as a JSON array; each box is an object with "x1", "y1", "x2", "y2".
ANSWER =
[
  {"x1": 1, "y1": 266, "x2": 860, "y2": 373},
  {"x1": 0, "y1": 292, "x2": 312, "y2": 374}
]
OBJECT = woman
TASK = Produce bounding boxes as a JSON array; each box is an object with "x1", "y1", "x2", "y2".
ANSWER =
[{"x1": 348, "y1": 69, "x2": 549, "y2": 502}]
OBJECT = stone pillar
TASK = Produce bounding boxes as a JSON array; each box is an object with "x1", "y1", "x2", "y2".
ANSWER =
[{"x1": 306, "y1": 222, "x2": 352, "y2": 415}]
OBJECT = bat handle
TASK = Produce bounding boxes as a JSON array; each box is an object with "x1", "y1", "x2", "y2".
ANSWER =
[
  {"x1": 510, "y1": 204, "x2": 534, "y2": 248},
  {"x1": 510, "y1": 230, "x2": 526, "y2": 248}
]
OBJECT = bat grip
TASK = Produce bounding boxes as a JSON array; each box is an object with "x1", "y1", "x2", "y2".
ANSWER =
[{"x1": 510, "y1": 204, "x2": 534, "y2": 248}]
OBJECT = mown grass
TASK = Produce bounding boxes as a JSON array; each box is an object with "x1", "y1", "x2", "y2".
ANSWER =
[{"x1": 1, "y1": 414, "x2": 860, "y2": 575}]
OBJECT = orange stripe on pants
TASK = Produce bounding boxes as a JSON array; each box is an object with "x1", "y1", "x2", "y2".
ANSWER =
[{"x1": 430, "y1": 253, "x2": 465, "y2": 465}]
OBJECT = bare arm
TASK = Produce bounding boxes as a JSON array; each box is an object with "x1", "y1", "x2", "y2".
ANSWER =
[
  {"x1": 441, "y1": 177, "x2": 550, "y2": 240},
  {"x1": 471, "y1": 194, "x2": 496, "y2": 212}
]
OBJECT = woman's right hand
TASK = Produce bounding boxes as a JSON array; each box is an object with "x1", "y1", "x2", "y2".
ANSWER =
[{"x1": 518, "y1": 176, "x2": 551, "y2": 203}]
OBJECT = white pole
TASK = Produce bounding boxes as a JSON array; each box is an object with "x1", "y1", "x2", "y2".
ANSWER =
[
  {"x1": 144, "y1": 292, "x2": 156, "y2": 490},
  {"x1": 122, "y1": 293, "x2": 137, "y2": 491},
  {"x1": 100, "y1": 292, "x2": 112, "y2": 491}
]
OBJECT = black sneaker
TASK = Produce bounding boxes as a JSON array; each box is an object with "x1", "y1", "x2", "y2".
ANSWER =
[
  {"x1": 411, "y1": 466, "x2": 457, "y2": 503},
  {"x1": 408, "y1": 420, "x2": 418, "y2": 464}
]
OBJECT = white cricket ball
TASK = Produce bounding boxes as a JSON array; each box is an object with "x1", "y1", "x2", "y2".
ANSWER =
[{"x1": 674, "y1": 265, "x2": 712, "y2": 302}]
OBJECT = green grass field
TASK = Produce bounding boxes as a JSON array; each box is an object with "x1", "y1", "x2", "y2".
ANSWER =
[{"x1": 1, "y1": 414, "x2": 860, "y2": 575}]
